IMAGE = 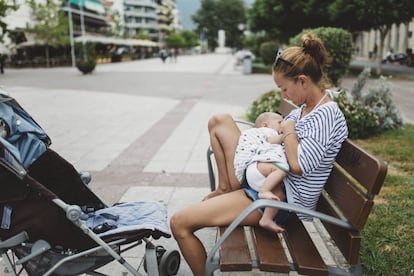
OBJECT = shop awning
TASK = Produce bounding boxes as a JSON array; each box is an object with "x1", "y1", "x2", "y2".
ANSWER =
[
  {"x1": 74, "y1": 35, "x2": 158, "y2": 47},
  {"x1": 69, "y1": 0, "x2": 105, "y2": 15}
]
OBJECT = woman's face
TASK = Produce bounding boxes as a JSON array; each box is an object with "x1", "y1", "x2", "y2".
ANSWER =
[{"x1": 273, "y1": 72, "x2": 305, "y2": 105}]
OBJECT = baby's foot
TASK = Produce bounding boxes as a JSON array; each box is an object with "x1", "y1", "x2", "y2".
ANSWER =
[{"x1": 259, "y1": 218, "x2": 285, "y2": 233}]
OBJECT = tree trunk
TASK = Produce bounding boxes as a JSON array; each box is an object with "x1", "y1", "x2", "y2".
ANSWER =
[
  {"x1": 376, "y1": 25, "x2": 391, "y2": 75},
  {"x1": 45, "y1": 45, "x2": 50, "y2": 68}
]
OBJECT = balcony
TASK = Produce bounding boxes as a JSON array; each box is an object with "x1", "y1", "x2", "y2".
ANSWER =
[
  {"x1": 123, "y1": 0, "x2": 157, "y2": 9},
  {"x1": 124, "y1": 22, "x2": 159, "y2": 30}
]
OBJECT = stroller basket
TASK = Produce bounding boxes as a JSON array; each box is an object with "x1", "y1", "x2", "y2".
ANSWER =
[{"x1": 13, "y1": 242, "x2": 119, "y2": 276}]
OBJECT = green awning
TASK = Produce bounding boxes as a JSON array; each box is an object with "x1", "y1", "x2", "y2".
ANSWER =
[{"x1": 70, "y1": 0, "x2": 105, "y2": 15}]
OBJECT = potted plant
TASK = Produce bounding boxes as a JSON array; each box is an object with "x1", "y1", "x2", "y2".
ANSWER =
[
  {"x1": 75, "y1": 42, "x2": 96, "y2": 74},
  {"x1": 76, "y1": 58, "x2": 96, "y2": 74}
]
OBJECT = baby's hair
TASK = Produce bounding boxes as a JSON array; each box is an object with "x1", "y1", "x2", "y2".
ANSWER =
[
  {"x1": 255, "y1": 112, "x2": 282, "y2": 128},
  {"x1": 273, "y1": 32, "x2": 332, "y2": 89}
]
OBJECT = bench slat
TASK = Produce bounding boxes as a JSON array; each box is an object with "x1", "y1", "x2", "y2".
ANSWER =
[
  {"x1": 324, "y1": 167, "x2": 374, "y2": 229},
  {"x1": 278, "y1": 98, "x2": 297, "y2": 117},
  {"x1": 283, "y1": 214, "x2": 328, "y2": 276},
  {"x1": 317, "y1": 196, "x2": 361, "y2": 264},
  {"x1": 335, "y1": 139, "x2": 387, "y2": 195},
  {"x1": 218, "y1": 226, "x2": 252, "y2": 271},
  {"x1": 251, "y1": 226, "x2": 290, "y2": 272}
]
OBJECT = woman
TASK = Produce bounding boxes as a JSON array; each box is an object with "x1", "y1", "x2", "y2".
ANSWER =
[{"x1": 170, "y1": 33, "x2": 348, "y2": 275}]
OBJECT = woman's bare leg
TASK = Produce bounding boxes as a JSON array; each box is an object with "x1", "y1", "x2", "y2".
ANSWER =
[
  {"x1": 203, "y1": 113, "x2": 241, "y2": 200},
  {"x1": 170, "y1": 189, "x2": 261, "y2": 276}
]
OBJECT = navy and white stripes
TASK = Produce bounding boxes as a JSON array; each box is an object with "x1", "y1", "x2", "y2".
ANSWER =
[{"x1": 283, "y1": 101, "x2": 348, "y2": 221}]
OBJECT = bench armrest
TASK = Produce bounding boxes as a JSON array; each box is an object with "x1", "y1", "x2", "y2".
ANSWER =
[{"x1": 205, "y1": 199, "x2": 355, "y2": 273}]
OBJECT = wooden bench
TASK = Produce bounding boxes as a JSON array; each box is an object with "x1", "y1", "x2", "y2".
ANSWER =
[{"x1": 205, "y1": 99, "x2": 388, "y2": 275}]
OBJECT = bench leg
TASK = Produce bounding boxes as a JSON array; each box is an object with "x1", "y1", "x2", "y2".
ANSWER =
[
  {"x1": 205, "y1": 256, "x2": 219, "y2": 276},
  {"x1": 328, "y1": 262, "x2": 362, "y2": 276}
]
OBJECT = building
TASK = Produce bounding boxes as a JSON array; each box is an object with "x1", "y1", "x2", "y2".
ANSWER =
[
  {"x1": 355, "y1": 20, "x2": 414, "y2": 61},
  {"x1": 62, "y1": 0, "x2": 109, "y2": 34},
  {"x1": 158, "y1": 0, "x2": 180, "y2": 33},
  {"x1": 111, "y1": 0, "x2": 181, "y2": 42},
  {"x1": 0, "y1": 0, "x2": 161, "y2": 66},
  {"x1": 113, "y1": 0, "x2": 159, "y2": 40}
]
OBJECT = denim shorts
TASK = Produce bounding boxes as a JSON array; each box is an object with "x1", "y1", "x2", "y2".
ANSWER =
[{"x1": 241, "y1": 182, "x2": 290, "y2": 225}]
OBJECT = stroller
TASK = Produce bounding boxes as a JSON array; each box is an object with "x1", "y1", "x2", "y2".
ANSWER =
[{"x1": 0, "y1": 92, "x2": 180, "y2": 275}]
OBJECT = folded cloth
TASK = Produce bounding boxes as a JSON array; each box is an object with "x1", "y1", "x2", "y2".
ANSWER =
[{"x1": 81, "y1": 200, "x2": 171, "y2": 238}]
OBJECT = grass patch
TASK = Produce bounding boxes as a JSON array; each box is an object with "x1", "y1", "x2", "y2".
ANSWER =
[
  {"x1": 354, "y1": 124, "x2": 414, "y2": 275},
  {"x1": 355, "y1": 124, "x2": 414, "y2": 175}
]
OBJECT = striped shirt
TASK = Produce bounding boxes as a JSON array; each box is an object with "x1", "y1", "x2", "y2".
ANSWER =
[{"x1": 283, "y1": 101, "x2": 348, "y2": 221}]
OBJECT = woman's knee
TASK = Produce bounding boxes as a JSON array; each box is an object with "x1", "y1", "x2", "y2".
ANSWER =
[
  {"x1": 170, "y1": 211, "x2": 190, "y2": 239},
  {"x1": 208, "y1": 113, "x2": 233, "y2": 131}
]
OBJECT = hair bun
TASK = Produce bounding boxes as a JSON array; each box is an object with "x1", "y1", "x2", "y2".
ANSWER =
[{"x1": 301, "y1": 33, "x2": 327, "y2": 66}]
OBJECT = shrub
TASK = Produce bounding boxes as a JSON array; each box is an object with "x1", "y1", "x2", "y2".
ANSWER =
[
  {"x1": 334, "y1": 67, "x2": 404, "y2": 139},
  {"x1": 362, "y1": 77, "x2": 404, "y2": 130},
  {"x1": 247, "y1": 68, "x2": 403, "y2": 139},
  {"x1": 259, "y1": 41, "x2": 279, "y2": 65},
  {"x1": 290, "y1": 27, "x2": 353, "y2": 86},
  {"x1": 76, "y1": 58, "x2": 96, "y2": 74},
  {"x1": 243, "y1": 33, "x2": 267, "y2": 58},
  {"x1": 334, "y1": 92, "x2": 380, "y2": 139},
  {"x1": 246, "y1": 90, "x2": 282, "y2": 122},
  {"x1": 252, "y1": 63, "x2": 272, "y2": 74}
]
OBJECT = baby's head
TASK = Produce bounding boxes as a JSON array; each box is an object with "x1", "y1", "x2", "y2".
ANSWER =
[{"x1": 255, "y1": 112, "x2": 283, "y2": 132}]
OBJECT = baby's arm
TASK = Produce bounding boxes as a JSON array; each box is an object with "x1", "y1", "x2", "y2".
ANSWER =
[{"x1": 267, "y1": 134, "x2": 284, "y2": 144}]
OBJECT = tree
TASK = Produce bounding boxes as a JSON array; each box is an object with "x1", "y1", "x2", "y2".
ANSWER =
[
  {"x1": 0, "y1": 0, "x2": 18, "y2": 44},
  {"x1": 25, "y1": 0, "x2": 69, "y2": 67},
  {"x1": 328, "y1": 0, "x2": 414, "y2": 75},
  {"x1": 180, "y1": 30, "x2": 199, "y2": 49},
  {"x1": 249, "y1": 0, "x2": 332, "y2": 43},
  {"x1": 165, "y1": 33, "x2": 185, "y2": 49},
  {"x1": 249, "y1": 0, "x2": 414, "y2": 75},
  {"x1": 192, "y1": 0, "x2": 246, "y2": 50},
  {"x1": 135, "y1": 29, "x2": 151, "y2": 40}
]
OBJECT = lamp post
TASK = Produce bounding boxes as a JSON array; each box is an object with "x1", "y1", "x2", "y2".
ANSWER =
[
  {"x1": 79, "y1": 0, "x2": 87, "y2": 61},
  {"x1": 67, "y1": 0, "x2": 76, "y2": 67}
]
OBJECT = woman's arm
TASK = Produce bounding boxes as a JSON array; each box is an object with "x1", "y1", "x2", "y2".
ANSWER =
[{"x1": 281, "y1": 120, "x2": 302, "y2": 175}]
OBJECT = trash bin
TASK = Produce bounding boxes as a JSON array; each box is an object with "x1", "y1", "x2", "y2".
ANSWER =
[{"x1": 243, "y1": 55, "x2": 252, "y2": 74}]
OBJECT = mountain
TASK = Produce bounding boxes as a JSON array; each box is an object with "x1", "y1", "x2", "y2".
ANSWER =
[{"x1": 176, "y1": 0, "x2": 255, "y2": 30}]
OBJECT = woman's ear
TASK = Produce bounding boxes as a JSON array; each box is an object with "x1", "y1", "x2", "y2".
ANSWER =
[{"x1": 298, "y1": 75, "x2": 309, "y2": 88}]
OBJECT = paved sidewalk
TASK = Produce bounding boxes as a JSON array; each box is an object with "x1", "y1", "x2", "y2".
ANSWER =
[
  {"x1": 0, "y1": 53, "x2": 413, "y2": 275},
  {"x1": 0, "y1": 54, "x2": 283, "y2": 275}
]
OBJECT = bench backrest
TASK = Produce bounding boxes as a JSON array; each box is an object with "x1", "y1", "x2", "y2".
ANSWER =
[{"x1": 279, "y1": 98, "x2": 387, "y2": 264}]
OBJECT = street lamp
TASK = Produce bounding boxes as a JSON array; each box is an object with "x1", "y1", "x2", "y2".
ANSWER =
[
  {"x1": 67, "y1": 0, "x2": 76, "y2": 67},
  {"x1": 79, "y1": 0, "x2": 87, "y2": 61}
]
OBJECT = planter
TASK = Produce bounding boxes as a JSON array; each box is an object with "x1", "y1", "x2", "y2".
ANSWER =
[{"x1": 76, "y1": 59, "x2": 96, "y2": 74}]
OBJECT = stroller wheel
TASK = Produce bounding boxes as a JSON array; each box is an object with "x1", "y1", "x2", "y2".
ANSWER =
[{"x1": 159, "y1": 250, "x2": 180, "y2": 276}]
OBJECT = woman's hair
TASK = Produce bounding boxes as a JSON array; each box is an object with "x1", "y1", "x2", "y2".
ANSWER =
[{"x1": 273, "y1": 33, "x2": 331, "y2": 88}]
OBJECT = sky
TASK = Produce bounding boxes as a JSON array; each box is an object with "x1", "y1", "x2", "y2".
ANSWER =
[{"x1": 175, "y1": 0, "x2": 255, "y2": 30}]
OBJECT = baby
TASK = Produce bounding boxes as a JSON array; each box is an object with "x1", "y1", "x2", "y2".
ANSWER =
[{"x1": 234, "y1": 112, "x2": 289, "y2": 233}]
